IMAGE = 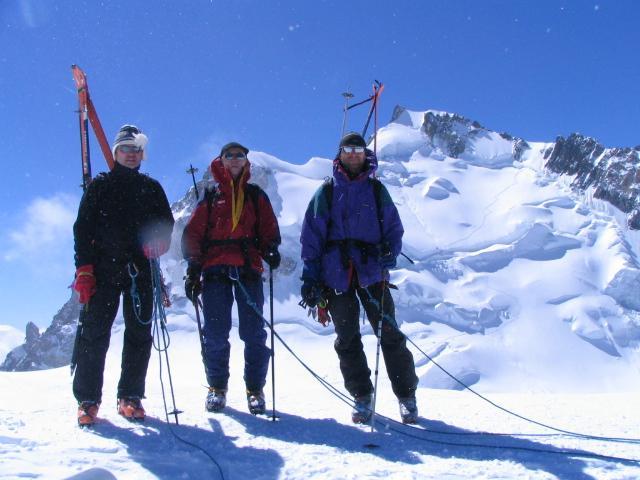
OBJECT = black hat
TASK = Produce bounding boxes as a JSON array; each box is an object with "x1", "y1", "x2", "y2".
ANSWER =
[
  {"x1": 112, "y1": 124, "x2": 148, "y2": 157},
  {"x1": 339, "y1": 132, "x2": 367, "y2": 148},
  {"x1": 220, "y1": 142, "x2": 249, "y2": 157}
]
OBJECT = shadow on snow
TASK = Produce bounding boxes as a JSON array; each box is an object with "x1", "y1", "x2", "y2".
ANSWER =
[
  {"x1": 225, "y1": 408, "x2": 635, "y2": 480},
  {"x1": 92, "y1": 416, "x2": 283, "y2": 480}
]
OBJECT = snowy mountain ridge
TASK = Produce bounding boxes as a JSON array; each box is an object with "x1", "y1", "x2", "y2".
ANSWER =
[{"x1": 2, "y1": 106, "x2": 639, "y2": 395}]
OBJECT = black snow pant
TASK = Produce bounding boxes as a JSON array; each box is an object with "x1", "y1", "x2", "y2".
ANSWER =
[
  {"x1": 72, "y1": 264, "x2": 153, "y2": 404},
  {"x1": 327, "y1": 281, "x2": 418, "y2": 399}
]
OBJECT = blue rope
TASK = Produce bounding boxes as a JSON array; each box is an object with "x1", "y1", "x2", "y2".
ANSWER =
[
  {"x1": 363, "y1": 283, "x2": 640, "y2": 444},
  {"x1": 150, "y1": 258, "x2": 170, "y2": 352},
  {"x1": 150, "y1": 260, "x2": 225, "y2": 479},
  {"x1": 229, "y1": 271, "x2": 640, "y2": 456}
]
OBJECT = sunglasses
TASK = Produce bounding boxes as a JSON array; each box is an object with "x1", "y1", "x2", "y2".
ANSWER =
[
  {"x1": 341, "y1": 146, "x2": 365, "y2": 154},
  {"x1": 223, "y1": 152, "x2": 247, "y2": 160},
  {"x1": 118, "y1": 145, "x2": 142, "y2": 154}
]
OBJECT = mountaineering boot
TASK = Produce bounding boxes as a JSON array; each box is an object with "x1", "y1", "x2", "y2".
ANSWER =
[
  {"x1": 77, "y1": 401, "x2": 100, "y2": 427},
  {"x1": 246, "y1": 389, "x2": 266, "y2": 415},
  {"x1": 351, "y1": 394, "x2": 373, "y2": 424},
  {"x1": 117, "y1": 397, "x2": 146, "y2": 421},
  {"x1": 398, "y1": 397, "x2": 418, "y2": 424},
  {"x1": 205, "y1": 387, "x2": 227, "y2": 412}
]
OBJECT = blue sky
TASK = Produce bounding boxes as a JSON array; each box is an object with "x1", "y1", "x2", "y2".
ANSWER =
[{"x1": 1, "y1": 0, "x2": 639, "y2": 331}]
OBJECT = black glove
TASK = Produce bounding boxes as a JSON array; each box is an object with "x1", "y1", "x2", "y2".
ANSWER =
[
  {"x1": 184, "y1": 263, "x2": 202, "y2": 302},
  {"x1": 300, "y1": 280, "x2": 322, "y2": 309},
  {"x1": 378, "y1": 242, "x2": 396, "y2": 270},
  {"x1": 264, "y1": 248, "x2": 281, "y2": 269},
  {"x1": 379, "y1": 252, "x2": 396, "y2": 269}
]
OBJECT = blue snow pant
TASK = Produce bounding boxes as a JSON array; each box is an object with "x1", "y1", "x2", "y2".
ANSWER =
[{"x1": 201, "y1": 266, "x2": 271, "y2": 392}]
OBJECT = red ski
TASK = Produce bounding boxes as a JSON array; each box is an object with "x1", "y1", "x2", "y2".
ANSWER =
[{"x1": 71, "y1": 65, "x2": 114, "y2": 190}]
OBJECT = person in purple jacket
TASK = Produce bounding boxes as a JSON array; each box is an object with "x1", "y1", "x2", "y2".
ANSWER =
[{"x1": 300, "y1": 132, "x2": 419, "y2": 424}]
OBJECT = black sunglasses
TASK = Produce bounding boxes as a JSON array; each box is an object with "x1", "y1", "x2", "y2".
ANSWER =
[{"x1": 119, "y1": 145, "x2": 142, "y2": 154}]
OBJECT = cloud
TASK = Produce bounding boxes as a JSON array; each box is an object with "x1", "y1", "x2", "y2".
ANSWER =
[
  {"x1": 19, "y1": 0, "x2": 50, "y2": 28},
  {"x1": 4, "y1": 194, "x2": 78, "y2": 263}
]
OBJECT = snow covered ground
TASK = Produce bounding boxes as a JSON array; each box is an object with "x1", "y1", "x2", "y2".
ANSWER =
[
  {"x1": 1, "y1": 326, "x2": 639, "y2": 480},
  {"x1": 2, "y1": 108, "x2": 640, "y2": 478}
]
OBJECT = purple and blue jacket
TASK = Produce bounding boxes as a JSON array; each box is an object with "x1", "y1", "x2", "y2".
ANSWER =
[{"x1": 300, "y1": 149, "x2": 404, "y2": 292}]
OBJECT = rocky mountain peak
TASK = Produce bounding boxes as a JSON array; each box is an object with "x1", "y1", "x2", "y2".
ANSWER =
[
  {"x1": 544, "y1": 133, "x2": 640, "y2": 228},
  {"x1": 1, "y1": 293, "x2": 81, "y2": 371},
  {"x1": 390, "y1": 106, "x2": 530, "y2": 162}
]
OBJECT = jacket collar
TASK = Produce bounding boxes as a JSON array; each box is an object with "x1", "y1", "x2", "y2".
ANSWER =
[
  {"x1": 332, "y1": 148, "x2": 377, "y2": 185},
  {"x1": 210, "y1": 156, "x2": 251, "y2": 194}
]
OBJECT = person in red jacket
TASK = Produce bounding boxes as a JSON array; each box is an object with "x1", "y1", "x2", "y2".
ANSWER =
[{"x1": 181, "y1": 142, "x2": 281, "y2": 415}]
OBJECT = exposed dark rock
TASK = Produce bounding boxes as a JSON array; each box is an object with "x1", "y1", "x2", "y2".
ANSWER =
[
  {"x1": 513, "y1": 138, "x2": 531, "y2": 161},
  {"x1": 544, "y1": 133, "x2": 640, "y2": 229},
  {"x1": 1, "y1": 293, "x2": 82, "y2": 371},
  {"x1": 419, "y1": 110, "x2": 529, "y2": 164},
  {"x1": 422, "y1": 111, "x2": 472, "y2": 158}
]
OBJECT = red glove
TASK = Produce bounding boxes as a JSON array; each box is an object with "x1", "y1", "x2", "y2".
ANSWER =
[
  {"x1": 317, "y1": 298, "x2": 332, "y2": 327},
  {"x1": 73, "y1": 265, "x2": 96, "y2": 304},
  {"x1": 143, "y1": 240, "x2": 170, "y2": 259}
]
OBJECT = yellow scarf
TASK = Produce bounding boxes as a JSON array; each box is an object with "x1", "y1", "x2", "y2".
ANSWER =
[{"x1": 230, "y1": 178, "x2": 245, "y2": 231}]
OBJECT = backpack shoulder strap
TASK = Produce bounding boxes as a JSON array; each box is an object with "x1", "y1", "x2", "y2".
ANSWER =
[
  {"x1": 245, "y1": 183, "x2": 264, "y2": 239},
  {"x1": 371, "y1": 177, "x2": 385, "y2": 239},
  {"x1": 201, "y1": 186, "x2": 219, "y2": 256},
  {"x1": 321, "y1": 177, "x2": 333, "y2": 212},
  {"x1": 245, "y1": 183, "x2": 262, "y2": 213}
]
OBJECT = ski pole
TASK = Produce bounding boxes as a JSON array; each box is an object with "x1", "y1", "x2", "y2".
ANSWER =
[
  {"x1": 362, "y1": 81, "x2": 384, "y2": 140},
  {"x1": 269, "y1": 266, "x2": 277, "y2": 421},
  {"x1": 370, "y1": 278, "x2": 386, "y2": 432},
  {"x1": 373, "y1": 82, "x2": 380, "y2": 155},
  {"x1": 341, "y1": 91, "x2": 354, "y2": 137},
  {"x1": 69, "y1": 305, "x2": 87, "y2": 376},
  {"x1": 150, "y1": 259, "x2": 183, "y2": 425},
  {"x1": 194, "y1": 297, "x2": 206, "y2": 367},
  {"x1": 186, "y1": 164, "x2": 200, "y2": 200}
]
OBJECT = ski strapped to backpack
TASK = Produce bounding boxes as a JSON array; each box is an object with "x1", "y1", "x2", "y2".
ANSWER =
[
  {"x1": 200, "y1": 183, "x2": 265, "y2": 269},
  {"x1": 343, "y1": 80, "x2": 384, "y2": 154},
  {"x1": 71, "y1": 65, "x2": 114, "y2": 189}
]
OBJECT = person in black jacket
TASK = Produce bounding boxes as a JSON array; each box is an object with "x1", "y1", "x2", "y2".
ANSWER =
[{"x1": 72, "y1": 125, "x2": 174, "y2": 426}]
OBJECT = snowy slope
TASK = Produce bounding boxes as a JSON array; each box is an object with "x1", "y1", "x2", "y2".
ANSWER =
[
  {"x1": 1, "y1": 107, "x2": 640, "y2": 478},
  {"x1": 1, "y1": 330, "x2": 639, "y2": 479},
  {"x1": 162, "y1": 107, "x2": 640, "y2": 394}
]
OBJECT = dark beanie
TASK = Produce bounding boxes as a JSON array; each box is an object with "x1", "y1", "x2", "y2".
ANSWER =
[
  {"x1": 220, "y1": 142, "x2": 249, "y2": 157},
  {"x1": 339, "y1": 132, "x2": 367, "y2": 148}
]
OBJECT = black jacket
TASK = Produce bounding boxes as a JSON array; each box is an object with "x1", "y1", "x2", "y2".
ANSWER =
[{"x1": 73, "y1": 162, "x2": 175, "y2": 279}]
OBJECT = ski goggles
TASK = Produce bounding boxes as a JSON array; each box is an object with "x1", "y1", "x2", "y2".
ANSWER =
[
  {"x1": 118, "y1": 145, "x2": 143, "y2": 153},
  {"x1": 341, "y1": 146, "x2": 365, "y2": 154},
  {"x1": 223, "y1": 152, "x2": 247, "y2": 160}
]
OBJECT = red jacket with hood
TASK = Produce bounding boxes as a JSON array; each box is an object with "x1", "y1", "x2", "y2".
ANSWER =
[{"x1": 182, "y1": 157, "x2": 280, "y2": 273}]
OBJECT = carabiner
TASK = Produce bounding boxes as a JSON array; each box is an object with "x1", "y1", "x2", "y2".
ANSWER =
[{"x1": 127, "y1": 262, "x2": 139, "y2": 279}]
